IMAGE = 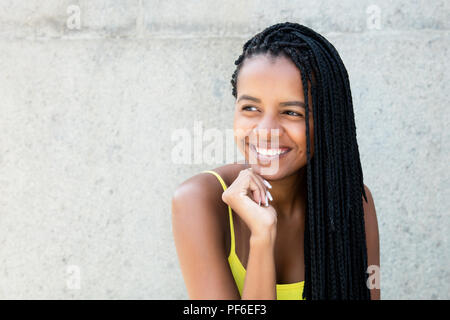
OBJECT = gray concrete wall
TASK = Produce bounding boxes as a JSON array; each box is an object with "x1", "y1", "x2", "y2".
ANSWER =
[{"x1": 0, "y1": 0, "x2": 448, "y2": 299}]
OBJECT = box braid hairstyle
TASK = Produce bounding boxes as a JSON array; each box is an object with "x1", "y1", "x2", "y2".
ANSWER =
[{"x1": 230, "y1": 22, "x2": 370, "y2": 300}]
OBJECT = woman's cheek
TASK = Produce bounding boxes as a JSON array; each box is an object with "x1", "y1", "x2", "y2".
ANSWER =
[
  {"x1": 291, "y1": 122, "x2": 311, "y2": 164},
  {"x1": 295, "y1": 118, "x2": 314, "y2": 159},
  {"x1": 233, "y1": 125, "x2": 251, "y2": 158}
]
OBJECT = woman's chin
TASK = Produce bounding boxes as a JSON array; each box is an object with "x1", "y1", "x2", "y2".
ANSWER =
[{"x1": 247, "y1": 163, "x2": 285, "y2": 179}]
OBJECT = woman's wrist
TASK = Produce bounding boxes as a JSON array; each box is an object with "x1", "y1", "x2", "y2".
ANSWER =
[{"x1": 250, "y1": 228, "x2": 277, "y2": 247}]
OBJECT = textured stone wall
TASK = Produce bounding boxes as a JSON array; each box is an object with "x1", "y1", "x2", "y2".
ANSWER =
[{"x1": 0, "y1": 0, "x2": 448, "y2": 299}]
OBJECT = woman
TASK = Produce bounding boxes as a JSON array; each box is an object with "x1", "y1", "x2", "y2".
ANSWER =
[{"x1": 172, "y1": 22, "x2": 380, "y2": 300}]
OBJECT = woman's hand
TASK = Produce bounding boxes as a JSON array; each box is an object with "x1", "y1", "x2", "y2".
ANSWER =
[{"x1": 222, "y1": 168, "x2": 277, "y2": 239}]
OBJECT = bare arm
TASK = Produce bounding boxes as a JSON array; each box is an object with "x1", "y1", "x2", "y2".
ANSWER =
[
  {"x1": 219, "y1": 169, "x2": 279, "y2": 300},
  {"x1": 241, "y1": 234, "x2": 277, "y2": 300},
  {"x1": 363, "y1": 185, "x2": 381, "y2": 300},
  {"x1": 172, "y1": 172, "x2": 279, "y2": 300},
  {"x1": 172, "y1": 176, "x2": 240, "y2": 299}
]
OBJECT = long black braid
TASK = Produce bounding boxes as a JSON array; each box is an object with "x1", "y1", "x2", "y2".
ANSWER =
[{"x1": 230, "y1": 22, "x2": 370, "y2": 300}]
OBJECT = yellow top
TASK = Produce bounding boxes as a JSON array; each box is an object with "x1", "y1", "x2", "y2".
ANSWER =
[{"x1": 202, "y1": 170, "x2": 305, "y2": 300}]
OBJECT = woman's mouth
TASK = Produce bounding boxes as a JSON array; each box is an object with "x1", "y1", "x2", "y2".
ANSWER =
[{"x1": 249, "y1": 144, "x2": 291, "y2": 163}]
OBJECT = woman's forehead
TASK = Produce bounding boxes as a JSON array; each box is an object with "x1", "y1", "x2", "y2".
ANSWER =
[{"x1": 237, "y1": 54, "x2": 306, "y2": 100}]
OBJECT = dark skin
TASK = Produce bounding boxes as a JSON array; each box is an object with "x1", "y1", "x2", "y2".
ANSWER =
[{"x1": 172, "y1": 53, "x2": 380, "y2": 300}]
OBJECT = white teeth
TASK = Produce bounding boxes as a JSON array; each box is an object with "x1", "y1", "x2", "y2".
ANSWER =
[{"x1": 255, "y1": 146, "x2": 287, "y2": 156}]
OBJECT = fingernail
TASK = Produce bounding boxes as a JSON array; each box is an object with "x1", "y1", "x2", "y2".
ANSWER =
[
  {"x1": 258, "y1": 199, "x2": 261, "y2": 206},
  {"x1": 263, "y1": 179, "x2": 272, "y2": 189},
  {"x1": 265, "y1": 194, "x2": 268, "y2": 206},
  {"x1": 266, "y1": 190, "x2": 273, "y2": 201}
]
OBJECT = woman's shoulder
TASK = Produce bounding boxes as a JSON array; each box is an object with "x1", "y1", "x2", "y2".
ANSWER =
[
  {"x1": 173, "y1": 163, "x2": 246, "y2": 199},
  {"x1": 205, "y1": 163, "x2": 248, "y2": 187},
  {"x1": 171, "y1": 164, "x2": 245, "y2": 246},
  {"x1": 171, "y1": 163, "x2": 245, "y2": 218}
]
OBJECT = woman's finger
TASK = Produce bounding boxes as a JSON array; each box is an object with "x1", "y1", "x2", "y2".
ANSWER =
[
  {"x1": 262, "y1": 179, "x2": 272, "y2": 189},
  {"x1": 247, "y1": 174, "x2": 263, "y2": 204},
  {"x1": 251, "y1": 189, "x2": 260, "y2": 206},
  {"x1": 249, "y1": 174, "x2": 268, "y2": 206},
  {"x1": 252, "y1": 173, "x2": 273, "y2": 206}
]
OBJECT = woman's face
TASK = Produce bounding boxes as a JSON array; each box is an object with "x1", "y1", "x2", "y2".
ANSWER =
[{"x1": 233, "y1": 53, "x2": 314, "y2": 179}]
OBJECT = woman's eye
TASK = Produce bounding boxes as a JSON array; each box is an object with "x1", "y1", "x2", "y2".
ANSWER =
[
  {"x1": 283, "y1": 110, "x2": 303, "y2": 117},
  {"x1": 242, "y1": 106, "x2": 258, "y2": 112}
]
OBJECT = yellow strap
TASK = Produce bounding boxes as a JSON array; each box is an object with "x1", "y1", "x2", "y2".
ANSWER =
[{"x1": 201, "y1": 170, "x2": 235, "y2": 254}]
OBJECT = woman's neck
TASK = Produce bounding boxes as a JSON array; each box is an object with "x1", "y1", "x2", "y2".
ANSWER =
[{"x1": 263, "y1": 167, "x2": 307, "y2": 220}]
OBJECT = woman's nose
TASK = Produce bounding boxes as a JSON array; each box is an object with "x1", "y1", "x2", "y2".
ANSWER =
[
  {"x1": 254, "y1": 112, "x2": 282, "y2": 132},
  {"x1": 252, "y1": 115, "x2": 283, "y2": 144}
]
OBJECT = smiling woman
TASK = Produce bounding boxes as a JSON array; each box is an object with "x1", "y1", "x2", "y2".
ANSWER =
[
  {"x1": 172, "y1": 22, "x2": 380, "y2": 300},
  {"x1": 233, "y1": 52, "x2": 315, "y2": 174}
]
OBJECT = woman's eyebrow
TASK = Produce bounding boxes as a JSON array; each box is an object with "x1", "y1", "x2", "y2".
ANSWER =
[
  {"x1": 237, "y1": 94, "x2": 306, "y2": 109},
  {"x1": 237, "y1": 95, "x2": 261, "y2": 103},
  {"x1": 279, "y1": 101, "x2": 306, "y2": 108}
]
